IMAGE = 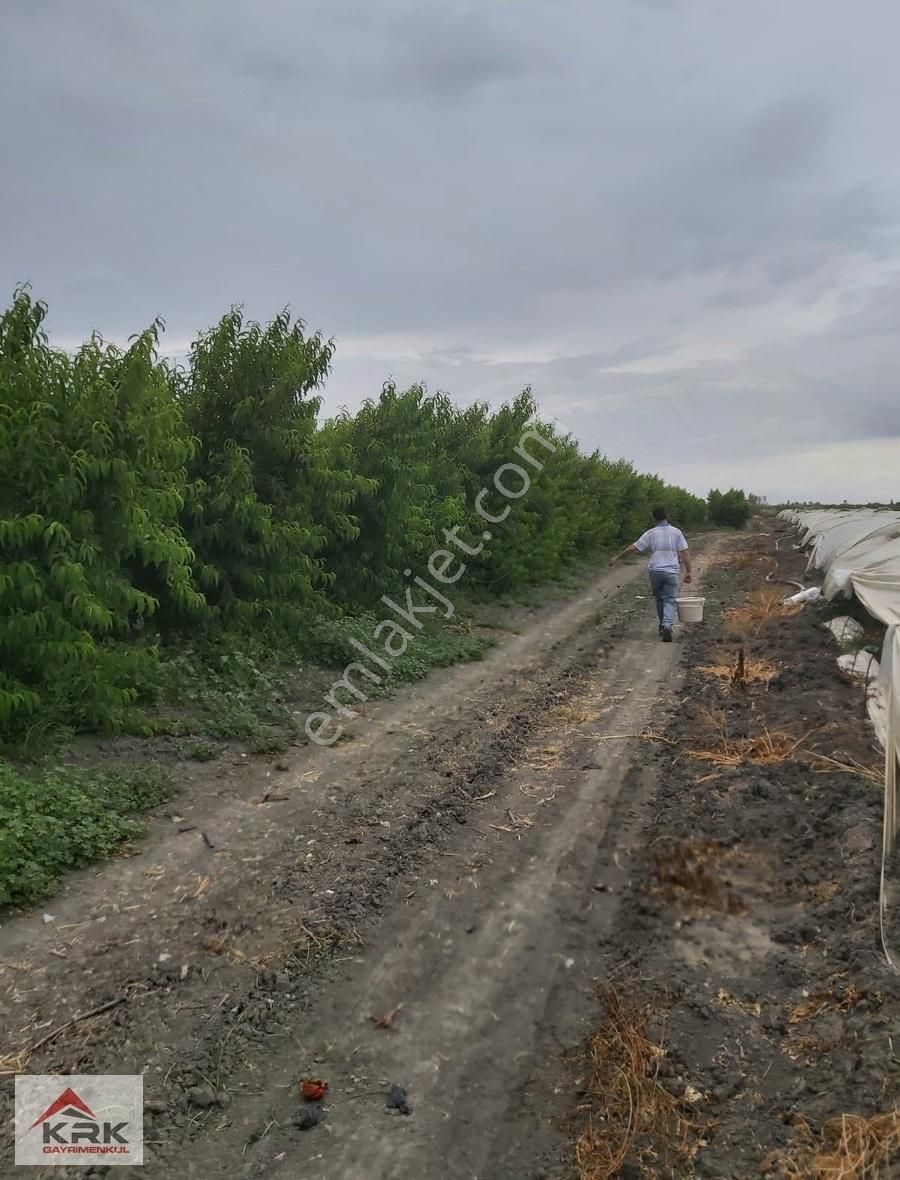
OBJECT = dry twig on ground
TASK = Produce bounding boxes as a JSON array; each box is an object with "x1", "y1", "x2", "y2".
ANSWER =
[
  {"x1": 369, "y1": 1003, "x2": 404, "y2": 1030},
  {"x1": 0, "y1": 996, "x2": 129, "y2": 1077}
]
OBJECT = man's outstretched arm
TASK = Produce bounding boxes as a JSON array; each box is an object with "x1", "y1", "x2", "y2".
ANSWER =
[
  {"x1": 609, "y1": 542, "x2": 639, "y2": 566},
  {"x1": 679, "y1": 548, "x2": 693, "y2": 584}
]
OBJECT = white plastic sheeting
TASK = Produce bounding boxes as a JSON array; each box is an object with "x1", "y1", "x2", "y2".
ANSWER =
[
  {"x1": 781, "y1": 504, "x2": 900, "y2": 648},
  {"x1": 780, "y1": 507, "x2": 900, "y2": 966},
  {"x1": 885, "y1": 626, "x2": 900, "y2": 882},
  {"x1": 825, "y1": 522, "x2": 900, "y2": 598},
  {"x1": 824, "y1": 616, "x2": 865, "y2": 645},
  {"x1": 787, "y1": 509, "x2": 900, "y2": 620},
  {"x1": 836, "y1": 649, "x2": 880, "y2": 686}
]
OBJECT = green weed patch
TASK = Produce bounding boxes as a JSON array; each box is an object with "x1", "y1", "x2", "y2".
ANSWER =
[{"x1": 0, "y1": 762, "x2": 172, "y2": 907}]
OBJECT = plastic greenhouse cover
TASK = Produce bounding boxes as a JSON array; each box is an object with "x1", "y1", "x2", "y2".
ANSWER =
[
  {"x1": 781, "y1": 509, "x2": 900, "y2": 626},
  {"x1": 780, "y1": 507, "x2": 900, "y2": 966},
  {"x1": 822, "y1": 521, "x2": 900, "y2": 599},
  {"x1": 810, "y1": 512, "x2": 900, "y2": 572}
]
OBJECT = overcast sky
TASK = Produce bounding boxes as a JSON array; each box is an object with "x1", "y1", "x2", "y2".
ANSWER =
[{"x1": 3, "y1": 0, "x2": 900, "y2": 502}]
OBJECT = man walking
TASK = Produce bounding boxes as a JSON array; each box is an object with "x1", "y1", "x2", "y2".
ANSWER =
[{"x1": 609, "y1": 507, "x2": 692, "y2": 641}]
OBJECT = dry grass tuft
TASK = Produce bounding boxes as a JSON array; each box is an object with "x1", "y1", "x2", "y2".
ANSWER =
[
  {"x1": 723, "y1": 589, "x2": 803, "y2": 635},
  {"x1": 808, "y1": 752, "x2": 883, "y2": 786},
  {"x1": 699, "y1": 648, "x2": 779, "y2": 690},
  {"x1": 687, "y1": 710, "x2": 811, "y2": 769},
  {"x1": 708, "y1": 548, "x2": 771, "y2": 573},
  {"x1": 768, "y1": 1109, "x2": 900, "y2": 1178},
  {"x1": 788, "y1": 984, "x2": 866, "y2": 1026},
  {"x1": 528, "y1": 739, "x2": 566, "y2": 769},
  {"x1": 651, "y1": 839, "x2": 746, "y2": 915},
  {"x1": 732, "y1": 550, "x2": 773, "y2": 570},
  {"x1": 0, "y1": 1048, "x2": 32, "y2": 1077},
  {"x1": 575, "y1": 988, "x2": 704, "y2": 1179},
  {"x1": 546, "y1": 698, "x2": 606, "y2": 732}
]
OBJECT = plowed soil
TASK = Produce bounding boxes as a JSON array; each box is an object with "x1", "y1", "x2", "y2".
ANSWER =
[
  {"x1": 575, "y1": 521, "x2": 900, "y2": 1180},
  {"x1": 2, "y1": 522, "x2": 898, "y2": 1180}
]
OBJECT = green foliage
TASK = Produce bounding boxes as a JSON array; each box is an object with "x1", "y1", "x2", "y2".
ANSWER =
[
  {"x1": 1, "y1": 289, "x2": 706, "y2": 745},
  {"x1": 0, "y1": 761, "x2": 172, "y2": 906},
  {"x1": 141, "y1": 618, "x2": 490, "y2": 758},
  {"x1": 147, "y1": 640, "x2": 304, "y2": 748},
  {"x1": 307, "y1": 612, "x2": 490, "y2": 683},
  {"x1": 182, "y1": 740, "x2": 222, "y2": 762},
  {"x1": 323, "y1": 386, "x2": 706, "y2": 600},
  {"x1": 322, "y1": 384, "x2": 466, "y2": 599},
  {"x1": 707, "y1": 487, "x2": 752, "y2": 529},
  {"x1": 181, "y1": 307, "x2": 360, "y2": 629},
  {"x1": 0, "y1": 289, "x2": 204, "y2": 739}
]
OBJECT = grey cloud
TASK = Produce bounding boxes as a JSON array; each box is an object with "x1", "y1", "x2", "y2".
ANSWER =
[
  {"x1": 830, "y1": 278, "x2": 900, "y2": 339},
  {"x1": 629, "y1": 0, "x2": 682, "y2": 10},
  {"x1": 393, "y1": 12, "x2": 549, "y2": 98},
  {"x1": 705, "y1": 286, "x2": 771, "y2": 310},
  {"x1": 739, "y1": 96, "x2": 832, "y2": 178},
  {"x1": 2, "y1": 0, "x2": 900, "y2": 501},
  {"x1": 572, "y1": 337, "x2": 674, "y2": 371},
  {"x1": 238, "y1": 50, "x2": 308, "y2": 84}
]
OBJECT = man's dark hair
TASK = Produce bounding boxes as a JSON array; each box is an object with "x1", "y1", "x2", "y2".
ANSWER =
[{"x1": 652, "y1": 506, "x2": 667, "y2": 522}]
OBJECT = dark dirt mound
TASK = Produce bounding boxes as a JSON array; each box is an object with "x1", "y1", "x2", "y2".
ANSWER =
[{"x1": 577, "y1": 525, "x2": 900, "y2": 1179}]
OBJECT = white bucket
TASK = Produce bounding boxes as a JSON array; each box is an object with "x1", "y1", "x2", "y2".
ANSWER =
[{"x1": 675, "y1": 596, "x2": 705, "y2": 623}]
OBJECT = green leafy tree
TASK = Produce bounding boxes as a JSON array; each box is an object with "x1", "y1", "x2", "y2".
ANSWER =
[
  {"x1": 707, "y1": 487, "x2": 752, "y2": 528},
  {"x1": 0, "y1": 289, "x2": 710, "y2": 743},
  {"x1": 181, "y1": 308, "x2": 359, "y2": 629},
  {"x1": 323, "y1": 383, "x2": 467, "y2": 601},
  {"x1": 0, "y1": 290, "x2": 202, "y2": 737}
]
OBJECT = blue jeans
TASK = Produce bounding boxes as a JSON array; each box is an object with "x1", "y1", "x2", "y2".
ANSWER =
[{"x1": 649, "y1": 570, "x2": 678, "y2": 629}]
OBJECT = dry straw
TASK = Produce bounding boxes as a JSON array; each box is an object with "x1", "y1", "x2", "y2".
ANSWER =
[
  {"x1": 771, "y1": 1109, "x2": 900, "y2": 1178},
  {"x1": 723, "y1": 589, "x2": 803, "y2": 635},
  {"x1": 787, "y1": 984, "x2": 866, "y2": 1025},
  {"x1": 698, "y1": 648, "x2": 779, "y2": 690},
  {"x1": 576, "y1": 988, "x2": 704, "y2": 1180},
  {"x1": 687, "y1": 709, "x2": 813, "y2": 769},
  {"x1": 807, "y1": 752, "x2": 883, "y2": 786}
]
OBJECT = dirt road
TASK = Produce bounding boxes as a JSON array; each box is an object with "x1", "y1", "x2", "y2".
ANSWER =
[
  {"x1": 6, "y1": 528, "x2": 899, "y2": 1179},
  {"x1": 210, "y1": 593, "x2": 681, "y2": 1180},
  {"x1": 1, "y1": 546, "x2": 719, "y2": 1179}
]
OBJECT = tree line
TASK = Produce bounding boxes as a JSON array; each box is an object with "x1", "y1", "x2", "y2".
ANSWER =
[{"x1": 1, "y1": 290, "x2": 723, "y2": 740}]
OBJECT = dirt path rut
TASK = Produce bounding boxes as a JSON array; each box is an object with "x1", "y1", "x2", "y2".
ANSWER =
[
  {"x1": 0, "y1": 544, "x2": 720, "y2": 1179},
  {"x1": 254, "y1": 639, "x2": 671, "y2": 1180}
]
